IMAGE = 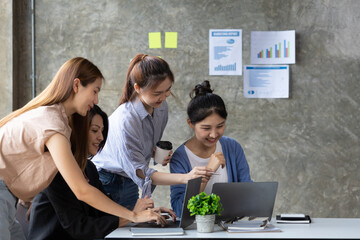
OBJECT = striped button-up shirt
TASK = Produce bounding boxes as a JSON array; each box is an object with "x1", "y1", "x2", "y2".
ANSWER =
[{"x1": 92, "y1": 97, "x2": 168, "y2": 197}]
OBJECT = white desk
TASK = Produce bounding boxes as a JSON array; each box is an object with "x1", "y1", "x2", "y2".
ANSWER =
[{"x1": 105, "y1": 218, "x2": 360, "y2": 239}]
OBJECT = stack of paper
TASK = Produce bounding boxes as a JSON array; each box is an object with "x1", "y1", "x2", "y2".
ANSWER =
[
  {"x1": 219, "y1": 219, "x2": 281, "y2": 233},
  {"x1": 227, "y1": 220, "x2": 267, "y2": 230}
]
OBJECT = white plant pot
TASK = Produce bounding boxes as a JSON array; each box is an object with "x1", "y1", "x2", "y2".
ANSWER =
[{"x1": 195, "y1": 214, "x2": 215, "y2": 233}]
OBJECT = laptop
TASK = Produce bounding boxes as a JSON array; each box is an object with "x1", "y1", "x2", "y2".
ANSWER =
[
  {"x1": 211, "y1": 182, "x2": 278, "y2": 222},
  {"x1": 130, "y1": 177, "x2": 202, "y2": 234}
]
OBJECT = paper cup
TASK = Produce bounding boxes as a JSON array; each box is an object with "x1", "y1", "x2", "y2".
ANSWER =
[{"x1": 154, "y1": 141, "x2": 172, "y2": 164}]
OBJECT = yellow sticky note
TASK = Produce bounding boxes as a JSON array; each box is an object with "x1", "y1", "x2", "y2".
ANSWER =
[
  {"x1": 165, "y1": 32, "x2": 178, "y2": 48},
  {"x1": 149, "y1": 32, "x2": 162, "y2": 49}
]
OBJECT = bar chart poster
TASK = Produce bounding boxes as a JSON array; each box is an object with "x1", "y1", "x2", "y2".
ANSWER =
[
  {"x1": 250, "y1": 30, "x2": 295, "y2": 64},
  {"x1": 243, "y1": 65, "x2": 289, "y2": 98},
  {"x1": 209, "y1": 29, "x2": 242, "y2": 75}
]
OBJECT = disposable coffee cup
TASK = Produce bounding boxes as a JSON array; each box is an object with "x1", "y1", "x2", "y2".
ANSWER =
[{"x1": 154, "y1": 141, "x2": 173, "y2": 164}]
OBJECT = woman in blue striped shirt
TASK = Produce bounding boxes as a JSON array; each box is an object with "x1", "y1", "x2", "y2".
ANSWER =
[{"x1": 92, "y1": 54, "x2": 211, "y2": 210}]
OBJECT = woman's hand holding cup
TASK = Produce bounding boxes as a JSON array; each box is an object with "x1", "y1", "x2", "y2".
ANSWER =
[{"x1": 154, "y1": 141, "x2": 173, "y2": 166}]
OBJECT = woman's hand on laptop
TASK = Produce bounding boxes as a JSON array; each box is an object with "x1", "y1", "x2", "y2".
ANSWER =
[
  {"x1": 118, "y1": 196, "x2": 155, "y2": 227},
  {"x1": 133, "y1": 209, "x2": 168, "y2": 226},
  {"x1": 133, "y1": 195, "x2": 154, "y2": 212},
  {"x1": 156, "y1": 207, "x2": 177, "y2": 223}
]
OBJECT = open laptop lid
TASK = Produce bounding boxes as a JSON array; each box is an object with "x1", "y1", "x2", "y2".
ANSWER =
[
  {"x1": 211, "y1": 182, "x2": 278, "y2": 221},
  {"x1": 131, "y1": 177, "x2": 201, "y2": 230},
  {"x1": 179, "y1": 177, "x2": 202, "y2": 228}
]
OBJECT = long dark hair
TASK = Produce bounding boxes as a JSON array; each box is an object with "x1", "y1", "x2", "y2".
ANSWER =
[
  {"x1": 89, "y1": 105, "x2": 108, "y2": 154},
  {"x1": 119, "y1": 53, "x2": 174, "y2": 105},
  {"x1": 187, "y1": 80, "x2": 227, "y2": 124}
]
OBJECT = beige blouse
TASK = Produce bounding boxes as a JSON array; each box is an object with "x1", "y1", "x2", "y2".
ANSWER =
[{"x1": 0, "y1": 104, "x2": 71, "y2": 201}]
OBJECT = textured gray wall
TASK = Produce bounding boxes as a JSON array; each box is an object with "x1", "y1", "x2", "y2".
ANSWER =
[
  {"x1": 13, "y1": 0, "x2": 33, "y2": 109},
  {"x1": 0, "y1": 0, "x2": 13, "y2": 118},
  {"x1": 5, "y1": 0, "x2": 360, "y2": 218}
]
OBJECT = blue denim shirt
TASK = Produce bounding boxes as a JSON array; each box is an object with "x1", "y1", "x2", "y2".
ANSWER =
[{"x1": 92, "y1": 97, "x2": 168, "y2": 197}]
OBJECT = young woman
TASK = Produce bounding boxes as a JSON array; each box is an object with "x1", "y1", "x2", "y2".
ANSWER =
[
  {"x1": 28, "y1": 105, "x2": 159, "y2": 239},
  {"x1": 0, "y1": 57, "x2": 171, "y2": 239},
  {"x1": 92, "y1": 54, "x2": 211, "y2": 209},
  {"x1": 170, "y1": 80, "x2": 252, "y2": 217}
]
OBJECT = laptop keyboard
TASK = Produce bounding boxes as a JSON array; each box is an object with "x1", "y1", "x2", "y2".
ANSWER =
[{"x1": 133, "y1": 219, "x2": 180, "y2": 228}]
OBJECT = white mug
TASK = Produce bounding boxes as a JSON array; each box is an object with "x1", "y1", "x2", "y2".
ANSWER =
[{"x1": 154, "y1": 141, "x2": 172, "y2": 164}]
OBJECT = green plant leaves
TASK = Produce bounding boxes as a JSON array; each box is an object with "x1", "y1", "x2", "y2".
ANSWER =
[{"x1": 187, "y1": 192, "x2": 223, "y2": 216}]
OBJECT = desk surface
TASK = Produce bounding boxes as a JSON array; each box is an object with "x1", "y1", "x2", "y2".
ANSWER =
[{"x1": 105, "y1": 218, "x2": 360, "y2": 239}]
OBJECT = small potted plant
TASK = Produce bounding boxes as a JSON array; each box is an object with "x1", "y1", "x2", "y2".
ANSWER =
[{"x1": 187, "y1": 192, "x2": 223, "y2": 233}]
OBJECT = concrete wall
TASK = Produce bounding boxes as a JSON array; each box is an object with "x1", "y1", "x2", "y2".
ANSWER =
[
  {"x1": 13, "y1": 0, "x2": 32, "y2": 109},
  {"x1": 0, "y1": 0, "x2": 12, "y2": 118},
  {"x1": 6, "y1": 0, "x2": 360, "y2": 217}
]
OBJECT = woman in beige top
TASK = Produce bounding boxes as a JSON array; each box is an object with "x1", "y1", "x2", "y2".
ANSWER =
[{"x1": 0, "y1": 57, "x2": 175, "y2": 240}]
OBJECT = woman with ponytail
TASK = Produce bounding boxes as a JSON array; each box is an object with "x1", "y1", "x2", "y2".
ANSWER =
[
  {"x1": 0, "y1": 58, "x2": 171, "y2": 239},
  {"x1": 170, "y1": 80, "x2": 252, "y2": 217},
  {"x1": 92, "y1": 54, "x2": 211, "y2": 210}
]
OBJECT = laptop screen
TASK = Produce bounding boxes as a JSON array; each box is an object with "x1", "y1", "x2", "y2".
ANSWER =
[
  {"x1": 211, "y1": 182, "x2": 278, "y2": 221},
  {"x1": 179, "y1": 177, "x2": 202, "y2": 228}
]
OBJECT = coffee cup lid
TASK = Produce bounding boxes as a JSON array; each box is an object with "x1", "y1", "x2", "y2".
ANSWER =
[{"x1": 156, "y1": 141, "x2": 172, "y2": 150}]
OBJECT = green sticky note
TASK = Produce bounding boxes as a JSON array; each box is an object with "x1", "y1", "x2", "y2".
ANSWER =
[
  {"x1": 165, "y1": 32, "x2": 177, "y2": 48},
  {"x1": 149, "y1": 32, "x2": 162, "y2": 49}
]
